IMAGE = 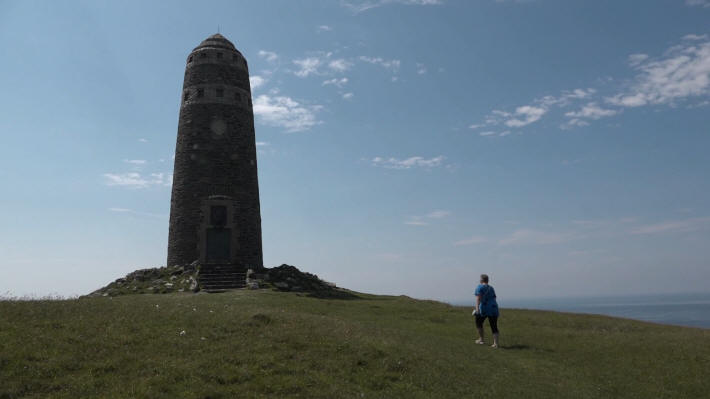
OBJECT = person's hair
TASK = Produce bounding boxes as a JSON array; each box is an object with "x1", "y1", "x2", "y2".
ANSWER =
[{"x1": 480, "y1": 274, "x2": 489, "y2": 283}]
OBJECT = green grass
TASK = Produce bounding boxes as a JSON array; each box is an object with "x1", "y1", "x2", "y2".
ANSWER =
[{"x1": 1, "y1": 290, "x2": 708, "y2": 398}]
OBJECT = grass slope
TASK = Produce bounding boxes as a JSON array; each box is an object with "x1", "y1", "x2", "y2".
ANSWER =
[{"x1": 1, "y1": 290, "x2": 708, "y2": 398}]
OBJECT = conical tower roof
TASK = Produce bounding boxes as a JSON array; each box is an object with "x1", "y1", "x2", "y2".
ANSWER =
[{"x1": 193, "y1": 33, "x2": 237, "y2": 51}]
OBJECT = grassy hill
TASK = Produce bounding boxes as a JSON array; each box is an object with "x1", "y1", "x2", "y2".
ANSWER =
[{"x1": 1, "y1": 290, "x2": 708, "y2": 398}]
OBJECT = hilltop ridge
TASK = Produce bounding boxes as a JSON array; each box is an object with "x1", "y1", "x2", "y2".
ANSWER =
[{"x1": 2, "y1": 289, "x2": 708, "y2": 398}]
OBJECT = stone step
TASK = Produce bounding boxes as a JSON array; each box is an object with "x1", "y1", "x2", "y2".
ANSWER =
[
  {"x1": 199, "y1": 276, "x2": 245, "y2": 281},
  {"x1": 199, "y1": 280, "x2": 246, "y2": 286},
  {"x1": 199, "y1": 274, "x2": 246, "y2": 279},
  {"x1": 198, "y1": 262, "x2": 247, "y2": 291},
  {"x1": 202, "y1": 284, "x2": 246, "y2": 289},
  {"x1": 201, "y1": 284, "x2": 246, "y2": 290}
]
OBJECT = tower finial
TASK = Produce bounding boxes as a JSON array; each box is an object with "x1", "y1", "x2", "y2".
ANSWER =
[{"x1": 217, "y1": 25, "x2": 220, "y2": 34}]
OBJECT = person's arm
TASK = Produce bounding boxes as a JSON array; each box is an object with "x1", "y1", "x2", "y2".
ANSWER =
[{"x1": 475, "y1": 295, "x2": 481, "y2": 314}]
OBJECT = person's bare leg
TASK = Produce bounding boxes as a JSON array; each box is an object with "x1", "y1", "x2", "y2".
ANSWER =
[
  {"x1": 491, "y1": 333, "x2": 499, "y2": 348},
  {"x1": 475, "y1": 327, "x2": 485, "y2": 344}
]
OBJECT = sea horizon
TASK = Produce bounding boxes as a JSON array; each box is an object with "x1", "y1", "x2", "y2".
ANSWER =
[{"x1": 448, "y1": 292, "x2": 710, "y2": 329}]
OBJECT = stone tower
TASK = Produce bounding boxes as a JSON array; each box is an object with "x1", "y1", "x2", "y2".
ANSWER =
[{"x1": 167, "y1": 33, "x2": 263, "y2": 273}]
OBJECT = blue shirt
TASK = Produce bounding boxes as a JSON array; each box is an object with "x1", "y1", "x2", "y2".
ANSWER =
[{"x1": 475, "y1": 284, "x2": 499, "y2": 317}]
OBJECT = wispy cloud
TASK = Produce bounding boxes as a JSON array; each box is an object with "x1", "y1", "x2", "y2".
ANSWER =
[
  {"x1": 404, "y1": 220, "x2": 429, "y2": 226},
  {"x1": 293, "y1": 57, "x2": 323, "y2": 77},
  {"x1": 329, "y1": 58, "x2": 352, "y2": 72},
  {"x1": 250, "y1": 76, "x2": 266, "y2": 89},
  {"x1": 563, "y1": 102, "x2": 619, "y2": 128},
  {"x1": 252, "y1": 94, "x2": 322, "y2": 132},
  {"x1": 607, "y1": 38, "x2": 710, "y2": 107},
  {"x1": 102, "y1": 172, "x2": 171, "y2": 189},
  {"x1": 317, "y1": 25, "x2": 333, "y2": 33},
  {"x1": 683, "y1": 34, "x2": 709, "y2": 41},
  {"x1": 292, "y1": 52, "x2": 352, "y2": 77},
  {"x1": 371, "y1": 155, "x2": 445, "y2": 169},
  {"x1": 416, "y1": 63, "x2": 427, "y2": 75},
  {"x1": 471, "y1": 88, "x2": 595, "y2": 135},
  {"x1": 498, "y1": 229, "x2": 575, "y2": 246},
  {"x1": 258, "y1": 50, "x2": 279, "y2": 63},
  {"x1": 342, "y1": 0, "x2": 442, "y2": 14},
  {"x1": 470, "y1": 36, "x2": 710, "y2": 134},
  {"x1": 630, "y1": 217, "x2": 710, "y2": 235},
  {"x1": 685, "y1": 0, "x2": 710, "y2": 8},
  {"x1": 138, "y1": 138, "x2": 148, "y2": 143},
  {"x1": 359, "y1": 56, "x2": 401, "y2": 71},
  {"x1": 342, "y1": 92, "x2": 354, "y2": 99},
  {"x1": 405, "y1": 209, "x2": 451, "y2": 226},
  {"x1": 426, "y1": 210, "x2": 450, "y2": 218},
  {"x1": 323, "y1": 77, "x2": 349, "y2": 88},
  {"x1": 628, "y1": 53, "x2": 649, "y2": 67},
  {"x1": 503, "y1": 105, "x2": 547, "y2": 127},
  {"x1": 123, "y1": 159, "x2": 146, "y2": 165},
  {"x1": 453, "y1": 236, "x2": 488, "y2": 246}
]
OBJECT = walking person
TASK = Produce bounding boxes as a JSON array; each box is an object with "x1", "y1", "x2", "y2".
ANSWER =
[{"x1": 473, "y1": 274, "x2": 500, "y2": 348}]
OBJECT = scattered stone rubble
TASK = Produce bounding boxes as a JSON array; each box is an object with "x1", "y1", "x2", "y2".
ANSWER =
[
  {"x1": 86, "y1": 262, "x2": 199, "y2": 297},
  {"x1": 248, "y1": 264, "x2": 356, "y2": 299},
  {"x1": 87, "y1": 263, "x2": 356, "y2": 299}
]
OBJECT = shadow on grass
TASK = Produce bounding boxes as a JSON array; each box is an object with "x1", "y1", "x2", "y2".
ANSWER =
[
  {"x1": 500, "y1": 344, "x2": 554, "y2": 352},
  {"x1": 501, "y1": 344, "x2": 530, "y2": 350},
  {"x1": 305, "y1": 290, "x2": 363, "y2": 300}
]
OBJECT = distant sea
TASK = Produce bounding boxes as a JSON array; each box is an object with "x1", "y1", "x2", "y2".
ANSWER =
[{"x1": 451, "y1": 293, "x2": 710, "y2": 329}]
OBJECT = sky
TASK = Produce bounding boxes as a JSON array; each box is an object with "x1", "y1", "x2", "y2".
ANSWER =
[{"x1": 1, "y1": 0, "x2": 709, "y2": 302}]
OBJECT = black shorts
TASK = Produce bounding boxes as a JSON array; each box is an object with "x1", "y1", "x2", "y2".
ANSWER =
[{"x1": 475, "y1": 314, "x2": 499, "y2": 334}]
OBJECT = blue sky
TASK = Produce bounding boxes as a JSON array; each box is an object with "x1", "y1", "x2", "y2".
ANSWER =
[{"x1": 1, "y1": 0, "x2": 709, "y2": 301}]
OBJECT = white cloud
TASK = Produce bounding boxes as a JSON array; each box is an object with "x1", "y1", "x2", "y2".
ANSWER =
[
  {"x1": 123, "y1": 159, "x2": 146, "y2": 165},
  {"x1": 329, "y1": 58, "x2": 352, "y2": 72},
  {"x1": 359, "y1": 56, "x2": 401, "y2": 71},
  {"x1": 685, "y1": 0, "x2": 710, "y2": 8},
  {"x1": 479, "y1": 131, "x2": 497, "y2": 136},
  {"x1": 404, "y1": 220, "x2": 429, "y2": 226},
  {"x1": 323, "y1": 77, "x2": 349, "y2": 88},
  {"x1": 343, "y1": 0, "x2": 442, "y2": 13},
  {"x1": 405, "y1": 209, "x2": 451, "y2": 226},
  {"x1": 504, "y1": 105, "x2": 547, "y2": 127},
  {"x1": 416, "y1": 63, "x2": 427, "y2": 74},
  {"x1": 250, "y1": 76, "x2": 266, "y2": 89},
  {"x1": 258, "y1": 50, "x2": 279, "y2": 63},
  {"x1": 317, "y1": 25, "x2": 333, "y2": 33},
  {"x1": 342, "y1": 92, "x2": 354, "y2": 99},
  {"x1": 683, "y1": 34, "x2": 709, "y2": 41},
  {"x1": 608, "y1": 39, "x2": 710, "y2": 107},
  {"x1": 563, "y1": 118, "x2": 590, "y2": 128},
  {"x1": 293, "y1": 57, "x2": 322, "y2": 77},
  {"x1": 291, "y1": 52, "x2": 349, "y2": 77},
  {"x1": 627, "y1": 53, "x2": 649, "y2": 67},
  {"x1": 565, "y1": 102, "x2": 618, "y2": 120},
  {"x1": 102, "y1": 172, "x2": 170, "y2": 189},
  {"x1": 631, "y1": 217, "x2": 710, "y2": 235},
  {"x1": 498, "y1": 229, "x2": 574, "y2": 246},
  {"x1": 138, "y1": 138, "x2": 148, "y2": 143},
  {"x1": 538, "y1": 88, "x2": 597, "y2": 107},
  {"x1": 252, "y1": 94, "x2": 322, "y2": 132},
  {"x1": 256, "y1": 141, "x2": 270, "y2": 146},
  {"x1": 371, "y1": 155, "x2": 445, "y2": 169},
  {"x1": 426, "y1": 210, "x2": 450, "y2": 218},
  {"x1": 454, "y1": 236, "x2": 488, "y2": 246}
]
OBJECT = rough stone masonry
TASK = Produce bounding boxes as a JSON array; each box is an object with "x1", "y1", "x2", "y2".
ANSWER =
[{"x1": 167, "y1": 34, "x2": 263, "y2": 269}]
